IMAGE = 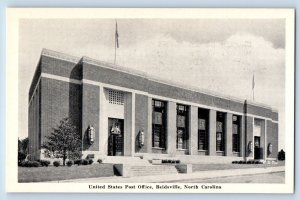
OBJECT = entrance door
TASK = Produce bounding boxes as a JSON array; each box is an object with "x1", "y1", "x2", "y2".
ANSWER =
[
  {"x1": 107, "y1": 118, "x2": 124, "y2": 156},
  {"x1": 254, "y1": 136, "x2": 261, "y2": 159}
]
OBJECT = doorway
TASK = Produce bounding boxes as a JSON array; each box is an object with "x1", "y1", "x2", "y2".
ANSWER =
[
  {"x1": 254, "y1": 136, "x2": 261, "y2": 159},
  {"x1": 107, "y1": 118, "x2": 124, "y2": 156}
]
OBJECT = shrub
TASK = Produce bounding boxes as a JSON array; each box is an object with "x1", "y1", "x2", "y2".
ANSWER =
[
  {"x1": 40, "y1": 160, "x2": 50, "y2": 167},
  {"x1": 139, "y1": 156, "x2": 144, "y2": 159},
  {"x1": 160, "y1": 159, "x2": 180, "y2": 164},
  {"x1": 26, "y1": 154, "x2": 35, "y2": 161},
  {"x1": 21, "y1": 161, "x2": 40, "y2": 167},
  {"x1": 30, "y1": 161, "x2": 40, "y2": 167},
  {"x1": 254, "y1": 161, "x2": 260, "y2": 164},
  {"x1": 74, "y1": 159, "x2": 83, "y2": 165},
  {"x1": 32, "y1": 161, "x2": 40, "y2": 167},
  {"x1": 232, "y1": 161, "x2": 237, "y2": 164},
  {"x1": 23, "y1": 161, "x2": 29, "y2": 167},
  {"x1": 23, "y1": 161, "x2": 30, "y2": 167},
  {"x1": 66, "y1": 160, "x2": 73, "y2": 167},
  {"x1": 82, "y1": 159, "x2": 89, "y2": 165},
  {"x1": 246, "y1": 160, "x2": 252, "y2": 164},
  {"x1": 18, "y1": 152, "x2": 26, "y2": 164},
  {"x1": 251, "y1": 161, "x2": 255, "y2": 164},
  {"x1": 278, "y1": 149, "x2": 285, "y2": 161},
  {"x1": 238, "y1": 160, "x2": 243, "y2": 164},
  {"x1": 97, "y1": 159, "x2": 103, "y2": 164},
  {"x1": 19, "y1": 161, "x2": 26, "y2": 167},
  {"x1": 88, "y1": 159, "x2": 94, "y2": 165},
  {"x1": 53, "y1": 161, "x2": 60, "y2": 167}
]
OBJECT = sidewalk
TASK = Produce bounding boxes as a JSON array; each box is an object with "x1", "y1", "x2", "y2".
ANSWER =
[{"x1": 54, "y1": 166, "x2": 285, "y2": 183}]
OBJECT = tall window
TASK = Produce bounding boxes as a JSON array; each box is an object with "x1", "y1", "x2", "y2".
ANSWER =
[
  {"x1": 176, "y1": 104, "x2": 189, "y2": 149},
  {"x1": 198, "y1": 108, "x2": 209, "y2": 150},
  {"x1": 152, "y1": 99, "x2": 166, "y2": 148},
  {"x1": 232, "y1": 115, "x2": 240, "y2": 152},
  {"x1": 216, "y1": 112, "x2": 225, "y2": 151}
]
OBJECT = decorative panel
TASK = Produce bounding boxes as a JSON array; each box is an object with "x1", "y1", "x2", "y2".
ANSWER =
[
  {"x1": 177, "y1": 115, "x2": 186, "y2": 127},
  {"x1": 217, "y1": 121, "x2": 223, "y2": 132},
  {"x1": 199, "y1": 118, "x2": 206, "y2": 130}
]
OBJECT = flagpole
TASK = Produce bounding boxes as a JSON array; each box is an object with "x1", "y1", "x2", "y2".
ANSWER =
[
  {"x1": 253, "y1": 86, "x2": 254, "y2": 101},
  {"x1": 114, "y1": 20, "x2": 117, "y2": 65},
  {"x1": 252, "y1": 71, "x2": 255, "y2": 101}
]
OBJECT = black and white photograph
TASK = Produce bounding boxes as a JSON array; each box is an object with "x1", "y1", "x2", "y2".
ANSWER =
[{"x1": 6, "y1": 8, "x2": 295, "y2": 193}]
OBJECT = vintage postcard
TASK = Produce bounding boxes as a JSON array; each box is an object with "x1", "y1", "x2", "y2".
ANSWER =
[{"x1": 6, "y1": 8, "x2": 295, "y2": 193}]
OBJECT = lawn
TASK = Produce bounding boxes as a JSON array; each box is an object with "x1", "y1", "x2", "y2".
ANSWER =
[
  {"x1": 192, "y1": 161, "x2": 285, "y2": 172},
  {"x1": 18, "y1": 163, "x2": 116, "y2": 183}
]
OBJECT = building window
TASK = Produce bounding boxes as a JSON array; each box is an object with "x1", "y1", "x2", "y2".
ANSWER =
[
  {"x1": 176, "y1": 104, "x2": 189, "y2": 149},
  {"x1": 198, "y1": 108, "x2": 209, "y2": 150},
  {"x1": 232, "y1": 115, "x2": 240, "y2": 152},
  {"x1": 152, "y1": 99, "x2": 167, "y2": 148},
  {"x1": 108, "y1": 89, "x2": 124, "y2": 105},
  {"x1": 216, "y1": 112, "x2": 225, "y2": 151}
]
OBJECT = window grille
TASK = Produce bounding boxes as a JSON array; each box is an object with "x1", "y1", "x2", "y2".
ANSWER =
[{"x1": 108, "y1": 89, "x2": 124, "y2": 105}]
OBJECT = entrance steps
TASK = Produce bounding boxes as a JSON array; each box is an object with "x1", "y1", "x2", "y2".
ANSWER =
[
  {"x1": 128, "y1": 165, "x2": 178, "y2": 177},
  {"x1": 102, "y1": 156, "x2": 151, "y2": 166},
  {"x1": 102, "y1": 156, "x2": 180, "y2": 177},
  {"x1": 114, "y1": 164, "x2": 179, "y2": 177}
]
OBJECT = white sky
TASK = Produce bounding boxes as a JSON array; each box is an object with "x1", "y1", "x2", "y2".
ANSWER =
[{"x1": 18, "y1": 19, "x2": 285, "y2": 150}]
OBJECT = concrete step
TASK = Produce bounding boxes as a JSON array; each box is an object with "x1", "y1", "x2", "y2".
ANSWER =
[
  {"x1": 128, "y1": 165, "x2": 178, "y2": 177},
  {"x1": 103, "y1": 156, "x2": 151, "y2": 166}
]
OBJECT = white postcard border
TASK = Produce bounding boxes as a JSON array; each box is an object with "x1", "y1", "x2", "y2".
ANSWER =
[{"x1": 6, "y1": 8, "x2": 295, "y2": 193}]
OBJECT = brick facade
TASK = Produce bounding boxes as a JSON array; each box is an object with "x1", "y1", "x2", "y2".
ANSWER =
[
  {"x1": 82, "y1": 83, "x2": 99, "y2": 151},
  {"x1": 28, "y1": 49, "x2": 279, "y2": 162},
  {"x1": 267, "y1": 120, "x2": 279, "y2": 159},
  {"x1": 135, "y1": 94, "x2": 149, "y2": 153}
]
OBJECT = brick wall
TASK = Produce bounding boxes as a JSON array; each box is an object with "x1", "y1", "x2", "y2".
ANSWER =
[
  {"x1": 28, "y1": 60, "x2": 41, "y2": 101},
  {"x1": 80, "y1": 60, "x2": 277, "y2": 119},
  {"x1": 247, "y1": 103, "x2": 273, "y2": 119},
  {"x1": 41, "y1": 55, "x2": 82, "y2": 80},
  {"x1": 82, "y1": 83, "x2": 99, "y2": 151},
  {"x1": 267, "y1": 120, "x2": 278, "y2": 159},
  {"x1": 29, "y1": 51, "x2": 279, "y2": 160},
  {"x1": 135, "y1": 94, "x2": 149, "y2": 153},
  {"x1": 39, "y1": 55, "x2": 277, "y2": 121},
  {"x1": 245, "y1": 116, "x2": 253, "y2": 158},
  {"x1": 40, "y1": 78, "x2": 82, "y2": 152},
  {"x1": 82, "y1": 62, "x2": 148, "y2": 91},
  {"x1": 28, "y1": 81, "x2": 41, "y2": 159},
  {"x1": 271, "y1": 111, "x2": 279, "y2": 121}
]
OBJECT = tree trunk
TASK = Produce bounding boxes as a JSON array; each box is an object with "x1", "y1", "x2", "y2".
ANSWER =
[{"x1": 63, "y1": 153, "x2": 66, "y2": 166}]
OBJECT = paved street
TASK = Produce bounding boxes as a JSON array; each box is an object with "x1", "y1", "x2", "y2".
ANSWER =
[{"x1": 167, "y1": 172, "x2": 285, "y2": 183}]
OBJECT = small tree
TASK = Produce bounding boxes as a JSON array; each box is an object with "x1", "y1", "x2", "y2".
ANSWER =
[
  {"x1": 42, "y1": 117, "x2": 81, "y2": 166},
  {"x1": 18, "y1": 137, "x2": 29, "y2": 155},
  {"x1": 278, "y1": 149, "x2": 285, "y2": 161},
  {"x1": 21, "y1": 137, "x2": 29, "y2": 154},
  {"x1": 18, "y1": 151, "x2": 26, "y2": 165},
  {"x1": 18, "y1": 138, "x2": 22, "y2": 152}
]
